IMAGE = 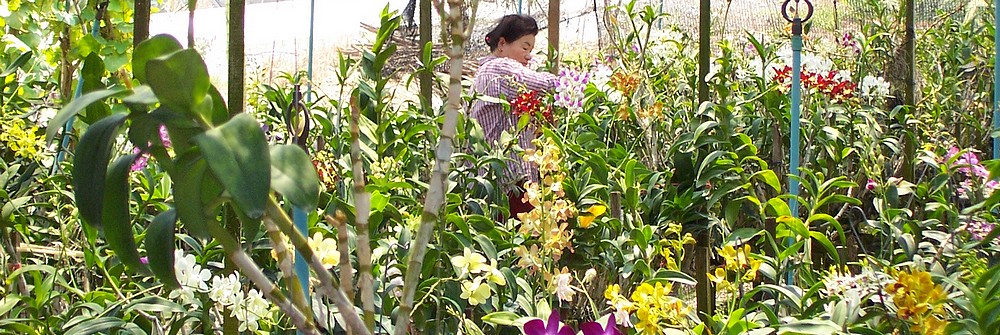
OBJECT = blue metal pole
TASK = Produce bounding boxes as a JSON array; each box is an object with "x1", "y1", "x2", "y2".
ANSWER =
[
  {"x1": 53, "y1": 6, "x2": 102, "y2": 174},
  {"x1": 994, "y1": 0, "x2": 999, "y2": 159},
  {"x1": 787, "y1": 22, "x2": 803, "y2": 286},
  {"x1": 659, "y1": 0, "x2": 664, "y2": 29},
  {"x1": 294, "y1": 1, "x2": 317, "y2": 332},
  {"x1": 518, "y1": 0, "x2": 523, "y2": 14},
  {"x1": 307, "y1": 0, "x2": 315, "y2": 100},
  {"x1": 293, "y1": 207, "x2": 311, "y2": 332}
]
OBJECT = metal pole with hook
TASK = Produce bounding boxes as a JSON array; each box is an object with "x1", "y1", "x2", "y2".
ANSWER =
[{"x1": 782, "y1": 0, "x2": 812, "y2": 286}]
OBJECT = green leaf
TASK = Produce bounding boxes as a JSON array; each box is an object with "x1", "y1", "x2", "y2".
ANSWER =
[
  {"x1": 753, "y1": 170, "x2": 781, "y2": 193},
  {"x1": 808, "y1": 231, "x2": 841, "y2": 265},
  {"x1": 195, "y1": 114, "x2": 270, "y2": 219},
  {"x1": 173, "y1": 155, "x2": 210, "y2": 238},
  {"x1": 146, "y1": 49, "x2": 210, "y2": 112},
  {"x1": 473, "y1": 234, "x2": 499, "y2": 261},
  {"x1": 778, "y1": 319, "x2": 839, "y2": 335},
  {"x1": 269, "y1": 144, "x2": 320, "y2": 210},
  {"x1": 766, "y1": 197, "x2": 791, "y2": 217},
  {"x1": 103, "y1": 154, "x2": 149, "y2": 275},
  {"x1": 648, "y1": 269, "x2": 697, "y2": 286},
  {"x1": 73, "y1": 113, "x2": 128, "y2": 227},
  {"x1": 124, "y1": 296, "x2": 186, "y2": 314},
  {"x1": 63, "y1": 317, "x2": 125, "y2": 335},
  {"x1": 147, "y1": 209, "x2": 179, "y2": 289},
  {"x1": 122, "y1": 85, "x2": 158, "y2": 107},
  {"x1": 0, "y1": 50, "x2": 31, "y2": 77},
  {"x1": 133, "y1": 34, "x2": 183, "y2": 83},
  {"x1": 46, "y1": 88, "x2": 126, "y2": 144},
  {"x1": 727, "y1": 228, "x2": 764, "y2": 245},
  {"x1": 481, "y1": 311, "x2": 525, "y2": 327}
]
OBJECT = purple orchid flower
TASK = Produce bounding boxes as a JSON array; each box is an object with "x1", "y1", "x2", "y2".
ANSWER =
[
  {"x1": 523, "y1": 310, "x2": 574, "y2": 335},
  {"x1": 865, "y1": 179, "x2": 877, "y2": 191},
  {"x1": 580, "y1": 314, "x2": 622, "y2": 335}
]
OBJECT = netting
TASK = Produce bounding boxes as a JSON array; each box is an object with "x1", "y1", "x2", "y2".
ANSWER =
[{"x1": 148, "y1": 0, "x2": 975, "y2": 101}]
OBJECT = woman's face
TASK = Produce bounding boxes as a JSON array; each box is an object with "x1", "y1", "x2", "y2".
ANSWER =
[{"x1": 497, "y1": 34, "x2": 536, "y2": 66}]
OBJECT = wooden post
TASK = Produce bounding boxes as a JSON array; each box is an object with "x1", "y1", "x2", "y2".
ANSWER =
[
  {"x1": 696, "y1": 0, "x2": 715, "y2": 322},
  {"x1": 227, "y1": 0, "x2": 245, "y2": 116},
  {"x1": 133, "y1": 0, "x2": 150, "y2": 46},
  {"x1": 902, "y1": 0, "x2": 915, "y2": 181},
  {"x1": 420, "y1": 0, "x2": 432, "y2": 114},
  {"x1": 610, "y1": 191, "x2": 623, "y2": 221},
  {"x1": 698, "y1": 0, "x2": 710, "y2": 103},
  {"x1": 548, "y1": 0, "x2": 560, "y2": 74}
]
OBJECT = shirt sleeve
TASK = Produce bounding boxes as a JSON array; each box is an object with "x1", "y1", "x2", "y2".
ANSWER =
[{"x1": 497, "y1": 58, "x2": 558, "y2": 94}]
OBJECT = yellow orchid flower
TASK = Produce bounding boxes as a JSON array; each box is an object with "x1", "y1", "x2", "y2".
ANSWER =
[
  {"x1": 450, "y1": 248, "x2": 489, "y2": 278},
  {"x1": 578, "y1": 205, "x2": 607, "y2": 229},
  {"x1": 460, "y1": 277, "x2": 491, "y2": 305}
]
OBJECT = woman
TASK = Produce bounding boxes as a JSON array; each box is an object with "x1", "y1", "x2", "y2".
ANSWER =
[{"x1": 469, "y1": 14, "x2": 557, "y2": 218}]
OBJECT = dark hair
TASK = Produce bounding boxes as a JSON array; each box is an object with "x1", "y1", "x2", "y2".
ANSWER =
[{"x1": 484, "y1": 14, "x2": 539, "y2": 52}]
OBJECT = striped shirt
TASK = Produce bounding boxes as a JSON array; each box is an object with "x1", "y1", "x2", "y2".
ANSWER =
[{"x1": 469, "y1": 55, "x2": 558, "y2": 189}]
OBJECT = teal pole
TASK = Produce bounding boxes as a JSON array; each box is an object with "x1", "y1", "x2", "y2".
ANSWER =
[
  {"x1": 518, "y1": 0, "x2": 522, "y2": 14},
  {"x1": 292, "y1": 207, "x2": 311, "y2": 326},
  {"x1": 293, "y1": 1, "x2": 317, "y2": 331},
  {"x1": 54, "y1": 2, "x2": 103, "y2": 174},
  {"x1": 659, "y1": 0, "x2": 664, "y2": 29},
  {"x1": 994, "y1": 0, "x2": 999, "y2": 158},
  {"x1": 782, "y1": 0, "x2": 812, "y2": 286},
  {"x1": 307, "y1": 0, "x2": 315, "y2": 99}
]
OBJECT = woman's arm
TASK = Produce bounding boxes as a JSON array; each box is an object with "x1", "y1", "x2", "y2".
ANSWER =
[{"x1": 497, "y1": 58, "x2": 557, "y2": 93}]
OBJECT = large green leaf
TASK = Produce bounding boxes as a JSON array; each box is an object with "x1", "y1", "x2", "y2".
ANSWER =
[
  {"x1": 173, "y1": 154, "x2": 210, "y2": 238},
  {"x1": 103, "y1": 154, "x2": 149, "y2": 275},
  {"x1": 73, "y1": 113, "x2": 128, "y2": 227},
  {"x1": 63, "y1": 317, "x2": 125, "y2": 335},
  {"x1": 270, "y1": 144, "x2": 320, "y2": 210},
  {"x1": 147, "y1": 209, "x2": 179, "y2": 289},
  {"x1": 195, "y1": 114, "x2": 270, "y2": 219},
  {"x1": 146, "y1": 49, "x2": 210, "y2": 112},
  {"x1": 45, "y1": 88, "x2": 126, "y2": 144},
  {"x1": 753, "y1": 170, "x2": 781, "y2": 193},
  {"x1": 132, "y1": 34, "x2": 183, "y2": 83}
]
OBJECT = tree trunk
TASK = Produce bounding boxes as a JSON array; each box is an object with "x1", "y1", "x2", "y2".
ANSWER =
[
  {"x1": 227, "y1": 0, "x2": 245, "y2": 116},
  {"x1": 901, "y1": 0, "x2": 915, "y2": 181},
  {"x1": 696, "y1": 0, "x2": 715, "y2": 323},
  {"x1": 548, "y1": 0, "x2": 560, "y2": 74},
  {"x1": 133, "y1": 0, "x2": 150, "y2": 47}
]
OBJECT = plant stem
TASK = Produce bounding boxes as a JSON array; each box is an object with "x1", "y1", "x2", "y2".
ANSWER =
[
  {"x1": 205, "y1": 220, "x2": 317, "y2": 335},
  {"x1": 348, "y1": 94, "x2": 376, "y2": 331},
  {"x1": 262, "y1": 215, "x2": 314, "y2": 328},
  {"x1": 265, "y1": 198, "x2": 371, "y2": 335},
  {"x1": 327, "y1": 212, "x2": 355, "y2": 335},
  {"x1": 393, "y1": 1, "x2": 477, "y2": 334}
]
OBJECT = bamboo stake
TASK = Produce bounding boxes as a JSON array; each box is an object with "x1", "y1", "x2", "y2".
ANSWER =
[
  {"x1": 392, "y1": 1, "x2": 478, "y2": 334},
  {"x1": 348, "y1": 95, "x2": 376, "y2": 331}
]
